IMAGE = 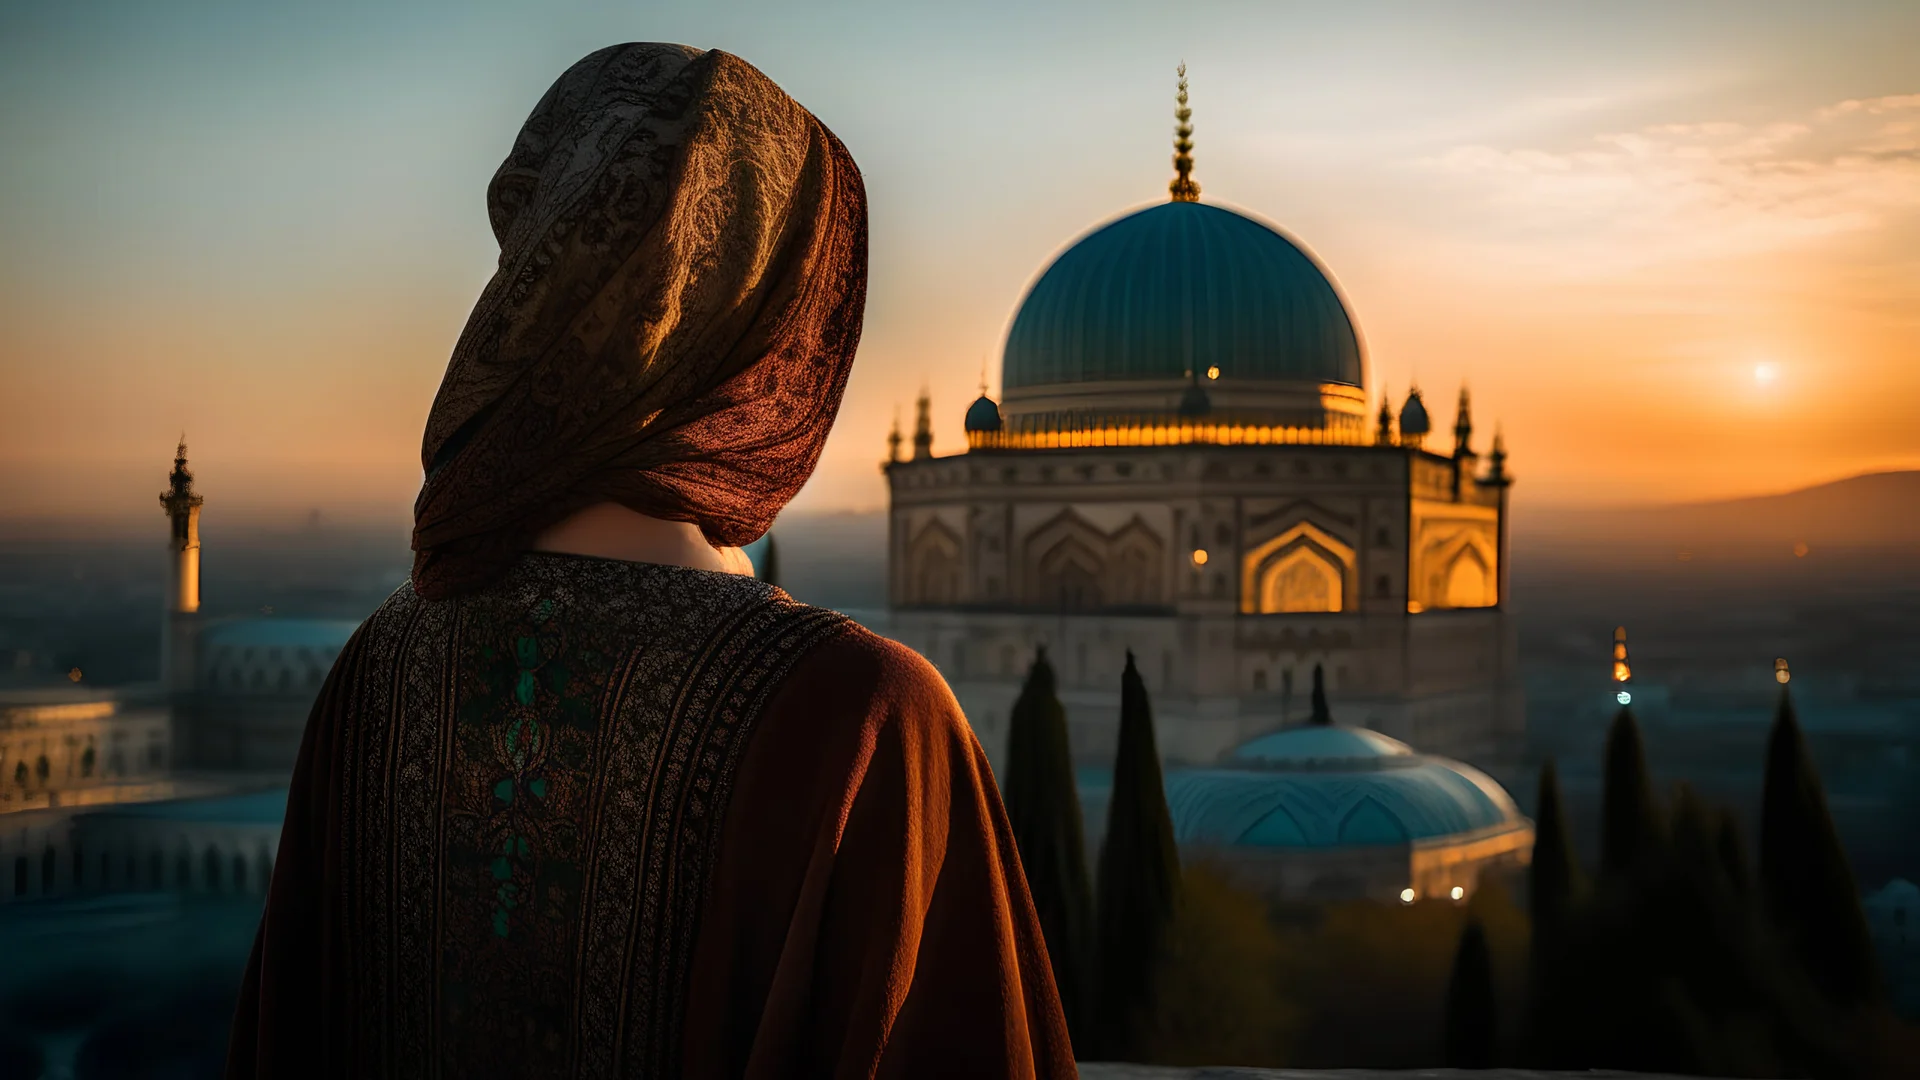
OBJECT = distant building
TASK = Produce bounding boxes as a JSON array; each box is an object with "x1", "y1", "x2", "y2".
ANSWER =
[{"x1": 884, "y1": 75, "x2": 1522, "y2": 772}]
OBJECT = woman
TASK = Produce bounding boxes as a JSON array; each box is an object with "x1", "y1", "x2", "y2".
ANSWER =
[{"x1": 226, "y1": 43, "x2": 1075, "y2": 1080}]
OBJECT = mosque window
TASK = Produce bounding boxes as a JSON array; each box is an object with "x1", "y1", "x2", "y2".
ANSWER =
[
  {"x1": 1376, "y1": 526, "x2": 1390, "y2": 547},
  {"x1": 1376, "y1": 575, "x2": 1391, "y2": 598},
  {"x1": 149, "y1": 850, "x2": 163, "y2": 888},
  {"x1": 72, "y1": 843, "x2": 84, "y2": 886},
  {"x1": 176, "y1": 851, "x2": 191, "y2": 888},
  {"x1": 1215, "y1": 523, "x2": 1231, "y2": 544},
  {"x1": 205, "y1": 846, "x2": 223, "y2": 892},
  {"x1": 1252, "y1": 669, "x2": 1267, "y2": 691},
  {"x1": 13, "y1": 761, "x2": 26, "y2": 788},
  {"x1": 35, "y1": 755, "x2": 48, "y2": 782},
  {"x1": 41, "y1": 847, "x2": 55, "y2": 890},
  {"x1": 80, "y1": 744, "x2": 94, "y2": 778},
  {"x1": 13, "y1": 856, "x2": 25, "y2": 896},
  {"x1": 100, "y1": 851, "x2": 111, "y2": 889}
]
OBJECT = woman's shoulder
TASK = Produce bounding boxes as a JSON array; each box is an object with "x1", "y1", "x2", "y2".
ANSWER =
[{"x1": 768, "y1": 614, "x2": 969, "y2": 740}]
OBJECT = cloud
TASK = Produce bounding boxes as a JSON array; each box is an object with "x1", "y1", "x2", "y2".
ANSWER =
[{"x1": 1420, "y1": 93, "x2": 1920, "y2": 271}]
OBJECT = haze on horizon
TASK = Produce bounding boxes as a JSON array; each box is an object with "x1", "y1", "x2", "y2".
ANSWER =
[{"x1": 3, "y1": 0, "x2": 1917, "y2": 530}]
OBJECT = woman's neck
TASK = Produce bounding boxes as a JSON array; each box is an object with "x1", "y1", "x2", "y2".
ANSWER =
[{"x1": 531, "y1": 502, "x2": 753, "y2": 576}]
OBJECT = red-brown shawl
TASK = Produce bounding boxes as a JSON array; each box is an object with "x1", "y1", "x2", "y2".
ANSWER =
[{"x1": 410, "y1": 43, "x2": 868, "y2": 600}]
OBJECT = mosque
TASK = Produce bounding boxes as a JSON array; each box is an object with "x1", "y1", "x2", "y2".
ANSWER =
[{"x1": 884, "y1": 71, "x2": 1524, "y2": 778}]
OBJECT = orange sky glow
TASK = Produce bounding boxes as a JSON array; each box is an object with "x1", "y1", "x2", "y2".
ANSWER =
[{"x1": 2, "y1": 2, "x2": 1915, "y2": 534}]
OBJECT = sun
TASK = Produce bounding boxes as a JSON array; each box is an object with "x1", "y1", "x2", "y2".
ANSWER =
[{"x1": 1753, "y1": 362, "x2": 1780, "y2": 386}]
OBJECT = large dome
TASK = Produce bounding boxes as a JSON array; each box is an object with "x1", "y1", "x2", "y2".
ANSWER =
[{"x1": 1002, "y1": 201, "x2": 1363, "y2": 391}]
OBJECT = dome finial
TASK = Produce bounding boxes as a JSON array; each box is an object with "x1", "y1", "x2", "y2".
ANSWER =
[{"x1": 1169, "y1": 62, "x2": 1200, "y2": 203}]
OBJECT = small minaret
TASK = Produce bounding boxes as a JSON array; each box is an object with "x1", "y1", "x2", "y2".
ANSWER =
[
  {"x1": 1486, "y1": 427, "x2": 1509, "y2": 484},
  {"x1": 1169, "y1": 63, "x2": 1200, "y2": 203},
  {"x1": 1375, "y1": 387, "x2": 1395, "y2": 446},
  {"x1": 1611, "y1": 626, "x2": 1633, "y2": 687},
  {"x1": 886, "y1": 407, "x2": 903, "y2": 465},
  {"x1": 158, "y1": 439, "x2": 205, "y2": 695},
  {"x1": 1453, "y1": 385, "x2": 1474, "y2": 457},
  {"x1": 912, "y1": 389, "x2": 933, "y2": 460}
]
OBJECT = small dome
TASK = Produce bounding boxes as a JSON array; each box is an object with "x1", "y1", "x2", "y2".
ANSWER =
[
  {"x1": 1399, "y1": 389, "x2": 1431, "y2": 436},
  {"x1": 1231, "y1": 725, "x2": 1416, "y2": 768},
  {"x1": 964, "y1": 394, "x2": 1003, "y2": 433},
  {"x1": 1164, "y1": 726, "x2": 1527, "y2": 849},
  {"x1": 1002, "y1": 201, "x2": 1363, "y2": 391}
]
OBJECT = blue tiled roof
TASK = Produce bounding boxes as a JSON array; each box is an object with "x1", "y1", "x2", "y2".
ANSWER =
[
  {"x1": 1165, "y1": 728, "x2": 1524, "y2": 849},
  {"x1": 1002, "y1": 200, "x2": 1363, "y2": 390}
]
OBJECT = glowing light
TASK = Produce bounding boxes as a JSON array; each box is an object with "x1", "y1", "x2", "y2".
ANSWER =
[
  {"x1": 1617, "y1": 690, "x2": 1632, "y2": 705},
  {"x1": 66, "y1": 667, "x2": 83, "y2": 683},
  {"x1": 1754, "y1": 362, "x2": 1779, "y2": 385},
  {"x1": 1191, "y1": 549, "x2": 1209, "y2": 567},
  {"x1": 1399, "y1": 888, "x2": 1416, "y2": 904},
  {"x1": 1205, "y1": 365, "x2": 1220, "y2": 380},
  {"x1": 1450, "y1": 886, "x2": 1465, "y2": 901},
  {"x1": 1793, "y1": 541, "x2": 1809, "y2": 558},
  {"x1": 1775, "y1": 658, "x2": 1791, "y2": 685}
]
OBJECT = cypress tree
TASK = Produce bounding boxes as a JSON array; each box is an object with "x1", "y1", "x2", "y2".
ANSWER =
[
  {"x1": 1308, "y1": 662, "x2": 1332, "y2": 725},
  {"x1": 1529, "y1": 758, "x2": 1581, "y2": 940},
  {"x1": 1759, "y1": 688, "x2": 1880, "y2": 1008},
  {"x1": 1003, "y1": 648, "x2": 1094, "y2": 1041},
  {"x1": 1444, "y1": 917, "x2": 1497, "y2": 1068},
  {"x1": 1094, "y1": 651, "x2": 1181, "y2": 1060},
  {"x1": 1600, "y1": 706, "x2": 1658, "y2": 878}
]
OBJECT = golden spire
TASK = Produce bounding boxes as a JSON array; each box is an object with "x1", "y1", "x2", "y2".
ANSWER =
[{"x1": 1169, "y1": 63, "x2": 1200, "y2": 203}]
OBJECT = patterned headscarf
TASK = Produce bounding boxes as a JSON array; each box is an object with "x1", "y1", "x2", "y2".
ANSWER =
[{"x1": 410, "y1": 44, "x2": 868, "y2": 600}]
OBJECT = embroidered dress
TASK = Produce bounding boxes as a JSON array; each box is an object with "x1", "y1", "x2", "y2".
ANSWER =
[{"x1": 227, "y1": 555, "x2": 1077, "y2": 1079}]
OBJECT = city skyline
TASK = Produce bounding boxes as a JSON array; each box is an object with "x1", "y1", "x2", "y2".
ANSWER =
[{"x1": 3, "y1": 0, "x2": 1917, "y2": 529}]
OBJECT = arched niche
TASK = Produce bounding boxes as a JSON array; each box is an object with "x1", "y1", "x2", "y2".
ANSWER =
[
  {"x1": 905, "y1": 519, "x2": 964, "y2": 606},
  {"x1": 1240, "y1": 522, "x2": 1357, "y2": 614},
  {"x1": 1421, "y1": 531, "x2": 1498, "y2": 609},
  {"x1": 1021, "y1": 510, "x2": 1109, "y2": 611}
]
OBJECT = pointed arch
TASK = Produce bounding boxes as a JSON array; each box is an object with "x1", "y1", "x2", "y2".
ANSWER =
[
  {"x1": 1240, "y1": 521, "x2": 1357, "y2": 614},
  {"x1": 905, "y1": 518, "x2": 964, "y2": 606}
]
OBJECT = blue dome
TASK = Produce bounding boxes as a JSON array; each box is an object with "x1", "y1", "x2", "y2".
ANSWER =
[
  {"x1": 1164, "y1": 726, "x2": 1525, "y2": 849},
  {"x1": 1002, "y1": 201, "x2": 1363, "y2": 390},
  {"x1": 964, "y1": 394, "x2": 1003, "y2": 432}
]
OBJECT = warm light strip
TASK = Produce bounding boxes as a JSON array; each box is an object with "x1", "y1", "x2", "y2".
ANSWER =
[{"x1": 967, "y1": 420, "x2": 1374, "y2": 451}]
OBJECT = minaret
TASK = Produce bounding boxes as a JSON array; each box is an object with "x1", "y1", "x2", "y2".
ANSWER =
[
  {"x1": 1486, "y1": 427, "x2": 1509, "y2": 483},
  {"x1": 1169, "y1": 63, "x2": 1200, "y2": 203},
  {"x1": 886, "y1": 407, "x2": 903, "y2": 465},
  {"x1": 1453, "y1": 385, "x2": 1474, "y2": 456},
  {"x1": 1611, "y1": 626, "x2": 1633, "y2": 689},
  {"x1": 1376, "y1": 387, "x2": 1395, "y2": 445},
  {"x1": 912, "y1": 389, "x2": 933, "y2": 460},
  {"x1": 158, "y1": 439, "x2": 204, "y2": 695}
]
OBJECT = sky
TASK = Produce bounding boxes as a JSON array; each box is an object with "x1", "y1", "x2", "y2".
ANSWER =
[{"x1": 2, "y1": 0, "x2": 1916, "y2": 531}]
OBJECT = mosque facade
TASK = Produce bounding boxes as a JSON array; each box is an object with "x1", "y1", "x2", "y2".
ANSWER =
[{"x1": 884, "y1": 78, "x2": 1523, "y2": 773}]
